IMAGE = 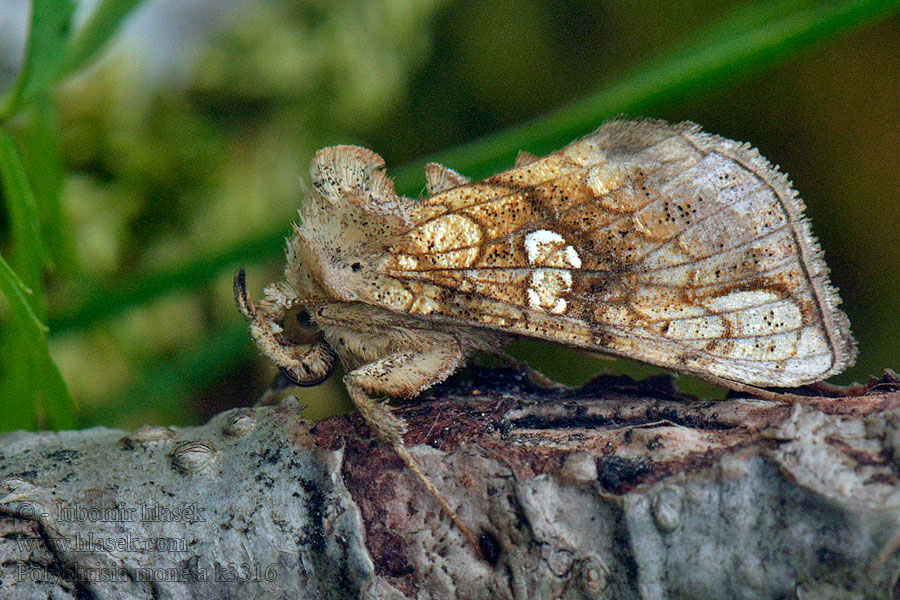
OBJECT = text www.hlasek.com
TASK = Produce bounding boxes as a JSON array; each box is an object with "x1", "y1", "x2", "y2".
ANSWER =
[{"x1": 16, "y1": 532, "x2": 187, "y2": 553}]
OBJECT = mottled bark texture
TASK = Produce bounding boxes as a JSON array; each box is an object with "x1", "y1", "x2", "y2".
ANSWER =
[{"x1": 2, "y1": 368, "x2": 900, "y2": 599}]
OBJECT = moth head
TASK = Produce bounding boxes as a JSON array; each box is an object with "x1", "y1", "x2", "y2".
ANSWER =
[{"x1": 234, "y1": 268, "x2": 335, "y2": 387}]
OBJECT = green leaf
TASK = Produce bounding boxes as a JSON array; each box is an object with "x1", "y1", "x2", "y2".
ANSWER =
[
  {"x1": 46, "y1": 0, "x2": 900, "y2": 337},
  {"x1": 0, "y1": 132, "x2": 52, "y2": 270},
  {"x1": 0, "y1": 0, "x2": 76, "y2": 121},
  {"x1": 65, "y1": 0, "x2": 146, "y2": 76}
]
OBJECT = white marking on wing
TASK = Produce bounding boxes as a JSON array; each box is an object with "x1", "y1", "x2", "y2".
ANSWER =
[{"x1": 525, "y1": 229, "x2": 566, "y2": 263}]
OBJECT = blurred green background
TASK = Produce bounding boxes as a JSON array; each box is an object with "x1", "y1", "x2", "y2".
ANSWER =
[{"x1": 0, "y1": 0, "x2": 898, "y2": 431}]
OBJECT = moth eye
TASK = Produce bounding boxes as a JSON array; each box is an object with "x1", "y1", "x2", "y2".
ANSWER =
[{"x1": 281, "y1": 306, "x2": 322, "y2": 345}]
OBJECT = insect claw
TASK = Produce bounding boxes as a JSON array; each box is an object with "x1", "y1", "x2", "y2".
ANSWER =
[{"x1": 233, "y1": 268, "x2": 256, "y2": 320}]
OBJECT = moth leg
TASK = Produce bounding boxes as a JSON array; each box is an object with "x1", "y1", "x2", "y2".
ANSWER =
[
  {"x1": 343, "y1": 342, "x2": 483, "y2": 557},
  {"x1": 698, "y1": 373, "x2": 818, "y2": 404},
  {"x1": 493, "y1": 350, "x2": 569, "y2": 390},
  {"x1": 804, "y1": 380, "x2": 860, "y2": 397}
]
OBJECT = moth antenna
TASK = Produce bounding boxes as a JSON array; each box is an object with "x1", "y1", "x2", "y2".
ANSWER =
[{"x1": 233, "y1": 268, "x2": 256, "y2": 320}]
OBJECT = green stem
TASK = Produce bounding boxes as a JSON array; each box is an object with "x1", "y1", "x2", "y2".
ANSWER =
[{"x1": 47, "y1": 0, "x2": 900, "y2": 336}]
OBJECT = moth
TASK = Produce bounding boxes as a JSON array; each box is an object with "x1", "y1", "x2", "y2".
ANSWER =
[{"x1": 235, "y1": 118, "x2": 856, "y2": 552}]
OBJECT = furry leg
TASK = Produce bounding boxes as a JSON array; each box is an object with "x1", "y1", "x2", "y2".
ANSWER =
[{"x1": 344, "y1": 342, "x2": 483, "y2": 558}]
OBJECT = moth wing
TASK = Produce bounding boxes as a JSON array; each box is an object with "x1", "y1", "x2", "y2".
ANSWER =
[{"x1": 364, "y1": 119, "x2": 856, "y2": 387}]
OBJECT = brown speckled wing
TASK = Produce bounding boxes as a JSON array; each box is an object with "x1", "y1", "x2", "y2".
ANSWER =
[{"x1": 365, "y1": 119, "x2": 856, "y2": 387}]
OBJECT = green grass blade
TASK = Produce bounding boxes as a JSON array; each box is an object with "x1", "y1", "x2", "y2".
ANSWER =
[
  {"x1": 0, "y1": 137, "x2": 76, "y2": 431},
  {"x1": 16, "y1": 95, "x2": 78, "y2": 272},
  {"x1": 13, "y1": 97, "x2": 75, "y2": 272},
  {"x1": 0, "y1": 0, "x2": 76, "y2": 121},
  {"x1": 391, "y1": 0, "x2": 900, "y2": 189},
  {"x1": 65, "y1": 0, "x2": 146, "y2": 76},
  {"x1": 48, "y1": 231, "x2": 287, "y2": 334},
  {"x1": 39, "y1": 357, "x2": 78, "y2": 429},
  {"x1": 47, "y1": 0, "x2": 900, "y2": 336},
  {"x1": 0, "y1": 134, "x2": 52, "y2": 278},
  {"x1": 0, "y1": 252, "x2": 75, "y2": 431},
  {"x1": 80, "y1": 322, "x2": 254, "y2": 427},
  {"x1": 0, "y1": 334, "x2": 38, "y2": 431},
  {"x1": 0, "y1": 133, "x2": 52, "y2": 271},
  {"x1": 0, "y1": 252, "x2": 47, "y2": 338}
]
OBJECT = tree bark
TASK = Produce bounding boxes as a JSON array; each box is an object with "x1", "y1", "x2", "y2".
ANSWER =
[{"x1": 2, "y1": 368, "x2": 900, "y2": 599}]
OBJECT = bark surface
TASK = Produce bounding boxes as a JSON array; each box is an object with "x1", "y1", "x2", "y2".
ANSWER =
[{"x1": 2, "y1": 368, "x2": 900, "y2": 599}]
